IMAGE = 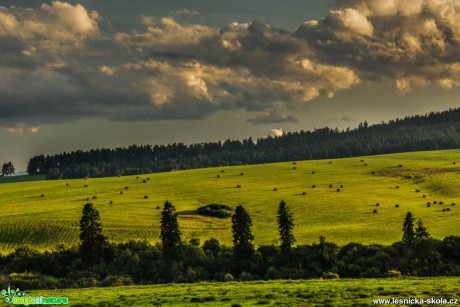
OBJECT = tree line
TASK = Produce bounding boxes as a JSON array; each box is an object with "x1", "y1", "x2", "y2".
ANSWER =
[
  {"x1": 27, "y1": 108, "x2": 460, "y2": 179},
  {"x1": 0, "y1": 201, "x2": 459, "y2": 290}
]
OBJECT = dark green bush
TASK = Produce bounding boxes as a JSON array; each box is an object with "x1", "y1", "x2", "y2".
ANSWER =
[{"x1": 196, "y1": 204, "x2": 233, "y2": 218}]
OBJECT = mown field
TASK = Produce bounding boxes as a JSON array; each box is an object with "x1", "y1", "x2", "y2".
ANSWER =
[
  {"x1": 1, "y1": 149, "x2": 460, "y2": 251},
  {"x1": 26, "y1": 277, "x2": 460, "y2": 306}
]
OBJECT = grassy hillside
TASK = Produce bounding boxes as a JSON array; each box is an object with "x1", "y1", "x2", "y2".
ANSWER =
[
  {"x1": 1, "y1": 149, "x2": 460, "y2": 251},
  {"x1": 27, "y1": 277, "x2": 460, "y2": 306}
]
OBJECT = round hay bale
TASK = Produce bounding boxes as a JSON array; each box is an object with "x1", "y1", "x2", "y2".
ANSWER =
[
  {"x1": 142, "y1": 180, "x2": 146, "y2": 183},
  {"x1": 447, "y1": 208, "x2": 451, "y2": 211},
  {"x1": 329, "y1": 184, "x2": 333, "y2": 188},
  {"x1": 236, "y1": 184, "x2": 241, "y2": 188},
  {"x1": 311, "y1": 171, "x2": 316, "y2": 174},
  {"x1": 373, "y1": 209, "x2": 377, "y2": 214},
  {"x1": 340, "y1": 184, "x2": 344, "y2": 188},
  {"x1": 395, "y1": 185, "x2": 399, "y2": 189},
  {"x1": 453, "y1": 161, "x2": 456, "y2": 165},
  {"x1": 336, "y1": 188, "x2": 341, "y2": 192},
  {"x1": 364, "y1": 163, "x2": 368, "y2": 166},
  {"x1": 439, "y1": 201, "x2": 444, "y2": 205},
  {"x1": 427, "y1": 203, "x2": 431, "y2": 208},
  {"x1": 398, "y1": 164, "x2": 403, "y2": 168},
  {"x1": 156, "y1": 206, "x2": 161, "y2": 210},
  {"x1": 433, "y1": 201, "x2": 437, "y2": 204},
  {"x1": 217, "y1": 174, "x2": 220, "y2": 178},
  {"x1": 273, "y1": 187, "x2": 277, "y2": 191},
  {"x1": 124, "y1": 186, "x2": 129, "y2": 190},
  {"x1": 144, "y1": 195, "x2": 148, "y2": 199},
  {"x1": 84, "y1": 184, "x2": 88, "y2": 188},
  {"x1": 92, "y1": 195, "x2": 97, "y2": 199},
  {"x1": 221, "y1": 170, "x2": 225, "y2": 173},
  {"x1": 66, "y1": 183, "x2": 69, "y2": 187},
  {"x1": 376, "y1": 203, "x2": 380, "y2": 206},
  {"x1": 416, "y1": 189, "x2": 420, "y2": 193},
  {"x1": 452, "y1": 203, "x2": 456, "y2": 206},
  {"x1": 423, "y1": 195, "x2": 426, "y2": 198},
  {"x1": 109, "y1": 200, "x2": 113, "y2": 204},
  {"x1": 41, "y1": 194, "x2": 45, "y2": 198},
  {"x1": 395, "y1": 204, "x2": 400, "y2": 208},
  {"x1": 302, "y1": 192, "x2": 307, "y2": 195},
  {"x1": 312, "y1": 184, "x2": 316, "y2": 188},
  {"x1": 240, "y1": 172, "x2": 244, "y2": 176},
  {"x1": 120, "y1": 191, "x2": 124, "y2": 194},
  {"x1": 136, "y1": 176, "x2": 139, "y2": 179},
  {"x1": 293, "y1": 166, "x2": 297, "y2": 170},
  {"x1": 147, "y1": 177, "x2": 150, "y2": 181}
]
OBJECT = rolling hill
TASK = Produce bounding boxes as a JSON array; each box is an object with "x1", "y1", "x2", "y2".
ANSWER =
[{"x1": 1, "y1": 149, "x2": 460, "y2": 252}]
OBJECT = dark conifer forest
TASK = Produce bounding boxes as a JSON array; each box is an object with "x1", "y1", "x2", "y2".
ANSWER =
[{"x1": 27, "y1": 108, "x2": 460, "y2": 179}]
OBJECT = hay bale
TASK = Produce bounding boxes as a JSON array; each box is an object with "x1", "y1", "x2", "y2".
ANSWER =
[
  {"x1": 376, "y1": 203, "x2": 380, "y2": 206},
  {"x1": 144, "y1": 195, "x2": 148, "y2": 199},
  {"x1": 328, "y1": 161, "x2": 332, "y2": 164},
  {"x1": 312, "y1": 184, "x2": 316, "y2": 188},
  {"x1": 92, "y1": 195, "x2": 97, "y2": 199},
  {"x1": 66, "y1": 183, "x2": 69, "y2": 187},
  {"x1": 336, "y1": 188, "x2": 341, "y2": 192},
  {"x1": 273, "y1": 187, "x2": 277, "y2": 191},
  {"x1": 340, "y1": 184, "x2": 344, "y2": 188},
  {"x1": 452, "y1": 203, "x2": 456, "y2": 206},
  {"x1": 236, "y1": 184, "x2": 241, "y2": 188},
  {"x1": 395, "y1": 204, "x2": 400, "y2": 208},
  {"x1": 453, "y1": 161, "x2": 456, "y2": 165},
  {"x1": 136, "y1": 176, "x2": 139, "y2": 179},
  {"x1": 433, "y1": 201, "x2": 437, "y2": 204},
  {"x1": 147, "y1": 177, "x2": 150, "y2": 181},
  {"x1": 373, "y1": 209, "x2": 378, "y2": 214},
  {"x1": 416, "y1": 189, "x2": 420, "y2": 193},
  {"x1": 302, "y1": 192, "x2": 307, "y2": 195},
  {"x1": 439, "y1": 201, "x2": 444, "y2": 205},
  {"x1": 423, "y1": 195, "x2": 426, "y2": 198},
  {"x1": 311, "y1": 171, "x2": 316, "y2": 174},
  {"x1": 360, "y1": 159, "x2": 364, "y2": 163},
  {"x1": 156, "y1": 206, "x2": 161, "y2": 210},
  {"x1": 41, "y1": 194, "x2": 45, "y2": 198},
  {"x1": 240, "y1": 172, "x2": 244, "y2": 176},
  {"x1": 221, "y1": 170, "x2": 225, "y2": 173},
  {"x1": 124, "y1": 186, "x2": 129, "y2": 190},
  {"x1": 329, "y1": 184, "x2": 333, "y2": 188},
  {"x1": 142, "y1": 180, "x2": 146, "y2": 183},
  {"x1": 293, "y1": 166, "x2": 297, "y2": 170},
  {"x1": 109, "y1": 200, "x2": 113, "y2": 204},
  {"x1": 217, "y1": 174, "x2": 220, "y2": 178},
  {"x1": 120, "y1": 191, "x2": 124, "y2": 194},
  {"x1": 84, "y1": 184, "x2": 88, "y2": 188},
  {"x1": 447, "y1": 208, "x2": 451, "y2": 211},
  {"x1": 395, "y1": 185, "x2": 399, "y2": 189},
  {"x1": 398, "y1": 164, "x2": 403, "y2": 168},
  {"x1": 364, "y1": 163, "x2": 368, "y2": 166}
]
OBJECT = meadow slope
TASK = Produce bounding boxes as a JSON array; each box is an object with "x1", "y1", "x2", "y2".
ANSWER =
[{"x1": 1, "y1": 149, "x2": 459, "y2": 251}]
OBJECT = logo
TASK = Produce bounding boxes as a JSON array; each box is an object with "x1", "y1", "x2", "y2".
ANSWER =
[{"x1": 1, "y1": 286, "x2": 68, "y2": 305}]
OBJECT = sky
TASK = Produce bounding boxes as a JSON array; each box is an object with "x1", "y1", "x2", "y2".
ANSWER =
[{"x1": 1, "y1": 0, "x2": 460, "y2": 171}]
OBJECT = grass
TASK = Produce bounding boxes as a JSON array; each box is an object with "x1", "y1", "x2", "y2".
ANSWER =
[
  {"x1": 0, "y1": 149, "x2": 460, "y2": 251},
  {"x1": 26, "y1": 277, "x2": 460, "y2": 306}
]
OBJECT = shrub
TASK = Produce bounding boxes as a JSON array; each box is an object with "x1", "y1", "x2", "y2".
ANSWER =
[
  {"x1": 66, "y1": 183, "x2": 69, "y2": 187},
  {"x1": 371, "y1": 171, "x2": 375, "y2": 174},
  {"x1": 239, "y1": 272, "x2": 253, "y2": 281},
  {"x1": 453, "y1": 162, "x2": 456, "y2": 165},
  {"x1": 224, "y1": 273, "x2": 234, "y2": 282},
  {"x1": 190, "y1": 297, "x2": 204, "y2": 303},
  {"x1": 447, "y1": 208, "x2": 451, "y2": 212},
  {"x1": 360, "y1": 159, "x2": 364, "y2": 162},
  {"x1": 385, "y1": 269, "x2": 402, "y2": 278},
  {"x1": 86, "y1": 197, "x2": 90, "y2": 201},
  {"x1": 329, "y1": 161, "x2": 332, "y2": 164},
  {"x1": 322, "y1": 272, "x2": 339, "y2": 279},
  {"x1": 427, "y1": 204, "x2": 431, "y2": 208},
  {"x1": 147, "y1": 177, "x2": 150, "y2": 181},
  {"x1": 101, "y1": 275, "x2": 133, "y2": 287},
  {"x1": 196, "y1": 204, "x2": 232, "y2": 218},
  {"x1": 443, "y1": 209, "x2": 446, "y2": 212}
]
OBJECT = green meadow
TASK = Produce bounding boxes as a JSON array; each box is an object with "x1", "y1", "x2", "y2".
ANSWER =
[
  {"x1": 1, "y1": 149, "x2": 460, "y2": 251},
  {"x1": 27, "y1": 277, "x2": 460, "y2": 306}
]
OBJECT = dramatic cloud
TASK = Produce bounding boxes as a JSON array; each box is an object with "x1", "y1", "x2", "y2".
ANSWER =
[
  {"x1": 297, "y1": 0, "x2": 460, "y2": 93},
  {"x1": 2, "y1": 0, "x2": 460, "y2": 129},
  {"x1": 270, "y1": 128, "x2": 284, "y2": 137}
]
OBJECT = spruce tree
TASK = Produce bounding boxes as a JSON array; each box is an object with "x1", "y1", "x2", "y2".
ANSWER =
[
  {"x1": 402, "y1": 211, "x2": 415, "y2": 245},
  {"x1": 232, "y1": 205, "x2": 255, "y2": 259},
  {"x1": 79, "y1": 203, "x2": 108, "y2": 265},
  {"x1": 415, "y1": 218, "x2": 430, "y2": 243},
  {"x1": 277, "y1": 200, "x2": 295, "y2": 253},
  {"x1": 160, "y1": 200, "x2": 182, "y2": 259}
]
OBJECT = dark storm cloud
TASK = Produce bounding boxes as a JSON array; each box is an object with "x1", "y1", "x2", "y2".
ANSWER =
[{"x1": 2, "y1": 0, "x2": 460, "y2": 131}]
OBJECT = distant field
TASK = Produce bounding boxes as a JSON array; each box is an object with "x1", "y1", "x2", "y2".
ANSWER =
[
  {"x1": 28, "y1": 277, "x2": 460, "y2": 306},
  {"x1": 1, "y1": 149, "x2": 460, "y2": 251}
]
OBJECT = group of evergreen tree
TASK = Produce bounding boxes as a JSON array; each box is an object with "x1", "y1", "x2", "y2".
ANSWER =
[
  {"x1": 1, "y1": 161, "x2": 15, "y2": 177},
  {"x1": 0, "y1": 202, "x2": 458, "y2": 290},
  {"x1": 27, "y1": 108, "x2": 460, "y2": 179}
]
